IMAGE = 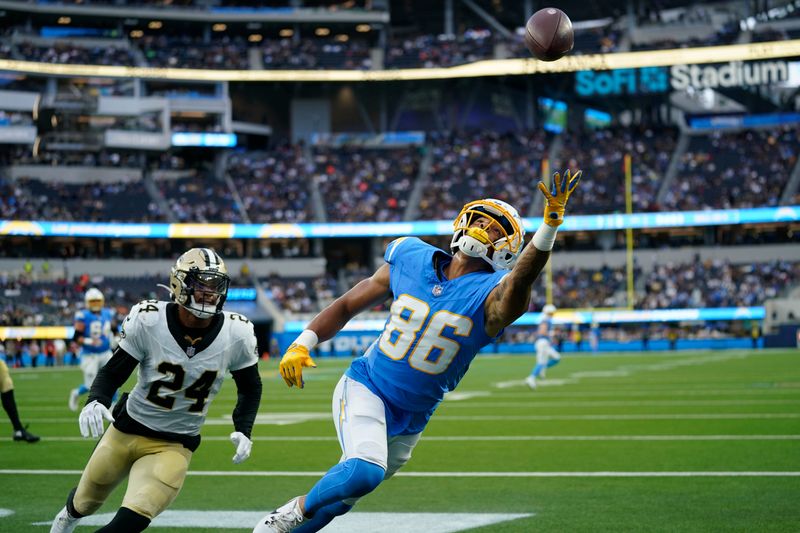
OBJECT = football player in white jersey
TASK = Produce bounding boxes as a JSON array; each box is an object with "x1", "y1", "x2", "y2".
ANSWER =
[{"x1": 50, "y1": 248, "x2": 262, "y2": 533}]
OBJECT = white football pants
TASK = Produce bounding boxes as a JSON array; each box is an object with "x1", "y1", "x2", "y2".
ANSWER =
[
  {"x1": 80, "y1": 351, "x2": 112, "y2": 389},
  {"x1": 331, "y1": 374, "x2": 421, "y2": 506},
  {"x1": 535, "y1": 338, "x2": 561, "y2": 365}
]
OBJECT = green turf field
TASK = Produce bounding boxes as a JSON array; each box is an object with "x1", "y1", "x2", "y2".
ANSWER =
[{"x1": 2, "y1": 349, "x2": 799, "y2": 532}]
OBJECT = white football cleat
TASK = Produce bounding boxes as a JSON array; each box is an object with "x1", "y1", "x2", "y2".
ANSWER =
[
  {"x1": 525, "y1": 375, "x2": 537, "y2": 390},
  {"x1": 68, "y1": 389, "x2": 79, "y2": 412},
  {"x1": 253, "y1": 497, "x2": 306, "y2": 533},
  {"x1": 50, "y1": 506, "x2": 80, "y2": 533}
]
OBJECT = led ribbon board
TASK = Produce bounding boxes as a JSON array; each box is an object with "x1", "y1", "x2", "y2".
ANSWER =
[
  {"x1": 1, "y1": 206, "x2": 797, "y2": 239},
  {"x1": 1, "y1": 40, "x2": 800, "y2": 81}
]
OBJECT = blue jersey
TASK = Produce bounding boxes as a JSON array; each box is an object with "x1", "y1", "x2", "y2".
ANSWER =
[
  {"x1": 346, "y1": 237, "x2": 506, "y2": 434},
  {"x1": 537, "y1": 317, "x2": 552, "y2": 341},
  {"x1": 74, "y1": 308, "x2": 114, "y2": 354}
]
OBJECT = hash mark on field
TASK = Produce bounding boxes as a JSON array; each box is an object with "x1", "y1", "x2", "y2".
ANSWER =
[{"x1": 444, "y1": 391, "x2": 491, "y2": 401}]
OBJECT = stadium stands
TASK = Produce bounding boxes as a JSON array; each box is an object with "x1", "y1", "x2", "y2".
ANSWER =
[{"x1": 663, "y1": 127, "x2": 800, "y2": 210}]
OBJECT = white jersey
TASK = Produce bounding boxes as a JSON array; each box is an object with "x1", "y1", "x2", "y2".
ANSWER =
[{"x1": 118, "y1": 300, "x2": 258, "y2": 436}]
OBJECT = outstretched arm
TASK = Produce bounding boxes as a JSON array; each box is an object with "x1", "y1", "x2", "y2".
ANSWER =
[
  {"x1": 484, "y1": 169, "x2": 582, "y2": 337},
  {"x1": 306, "y1": 264, "x2": 392, "y2": 342},
  {"x1": 279, "y1": 264, "x2": 392, "y2": 388}
]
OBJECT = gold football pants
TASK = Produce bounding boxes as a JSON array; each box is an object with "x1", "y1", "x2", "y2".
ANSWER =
[
  {"x1": 73, "y1": 425, "x2": 193, "y2": 520},
  {"x1": 0, "y1": 360, "x2": 13, "y2": 393}
]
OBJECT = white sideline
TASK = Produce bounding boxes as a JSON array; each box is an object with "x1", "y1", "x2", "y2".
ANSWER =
[{"x1": 4, "y1": 469, "x2": 800, "y2": 477}]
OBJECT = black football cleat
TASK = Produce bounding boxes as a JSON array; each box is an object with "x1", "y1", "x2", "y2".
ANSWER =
[{"x1": 13, "y1": 426, "x2": 40, "y2": 443}]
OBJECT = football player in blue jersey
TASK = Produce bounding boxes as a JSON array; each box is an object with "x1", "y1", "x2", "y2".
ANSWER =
[
  {"x1": 69, "y1": 288, "x2": 116, "y2": 411},
  {"x1": 253, "y1": 170, "x2": 582, "y2": 533},
  {"x1": 525, "y1": 303, "x2": 561, "y2": 389}
]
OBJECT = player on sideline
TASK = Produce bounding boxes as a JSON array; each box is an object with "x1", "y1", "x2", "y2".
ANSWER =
[
  {"x1": 50, "y1": 248, "x2": 262, "y2": 533},
  {"x1": 254, "y1": 170, "x2": 582, "y2": 533},
  {"x1": 525, "y1": 303, "x2": 561, "y2": 389},
  {"x1": 69, "y1": 288, "x2": 116, "y2": 411},
  {"x1": 1, "y1": 358, "x2": 40, "y2": 442}
]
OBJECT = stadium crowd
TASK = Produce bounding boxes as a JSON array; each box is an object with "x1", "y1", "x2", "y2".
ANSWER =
[
  {"x1": 663, "y1": 127, "x2": 800, "y2": 210},
  {"x1": 2, "y1": 125, "x2": 798, "y2": 223},
  {"x1": 1, "y1": 13, "x2": 758, "y2": 72}
]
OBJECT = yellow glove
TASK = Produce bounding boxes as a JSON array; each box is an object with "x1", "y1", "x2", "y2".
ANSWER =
[
  {"x1": 537, "y1": 169, "x2": 582, "y2": 227},
  {"x1": 279, "y1": 343, "x2": 317, "y2": 388}
]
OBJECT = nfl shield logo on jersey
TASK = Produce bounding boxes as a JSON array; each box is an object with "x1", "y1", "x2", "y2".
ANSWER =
[
  {"x1": 186, "y1": 346, "x2": 196, "y2": 357},
  {"x1": 432, "y1": 285, "x2": 443, "y2": 297}
]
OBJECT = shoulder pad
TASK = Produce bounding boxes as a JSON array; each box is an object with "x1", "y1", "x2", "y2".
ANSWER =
[
  {"x1": 224, "y1": 311, "x2": 254, "y2": 336},
  {"x1": 384, "y1": 237, "x2": 431, "y2": 264},
  {"x1": 127, "y1": 300, "x2": 164, "y2": 327}
]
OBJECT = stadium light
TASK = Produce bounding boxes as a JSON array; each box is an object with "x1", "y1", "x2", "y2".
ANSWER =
[
  {"x1": 279, "y1": 28, "x2": 293, "y2": 37},
  {"x1": 212, "y1": 23, "x2": 227, "y2": 32},
  {"x1": 57, "y1": 16, "x2": 71, "y2": 24},
  {"x1": 148, "y1": 20, "x2": 162, "y2": 29}
]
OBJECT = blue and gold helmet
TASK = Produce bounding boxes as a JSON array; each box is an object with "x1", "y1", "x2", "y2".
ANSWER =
[{"x1": 450, "y1": 198, "x2": 525, "y2": 270}]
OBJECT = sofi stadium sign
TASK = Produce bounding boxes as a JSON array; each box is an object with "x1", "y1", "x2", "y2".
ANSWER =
[{"x1": 575, "y1": 59, "x2": 800, "y2": 96}]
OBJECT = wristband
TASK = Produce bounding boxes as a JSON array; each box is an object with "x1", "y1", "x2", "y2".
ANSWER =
[
  {"x1": 294, "y1": 329, "x2": 318, "y2": 350},
  {"x1": 532, "y1": 223, "x2": 558, "y2": 251}
]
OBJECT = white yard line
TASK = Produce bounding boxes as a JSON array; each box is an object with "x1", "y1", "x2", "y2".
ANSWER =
[
  {"x1": 5, "y1": 469, "x2": 800, "y2": 478},
  {"x1": 20, "y1": 412, "x2": 800, "y2": 424},
  {"x1": 438, "y1": 399, "x2": 800, "y2": 408},
  {"x1": 34, "y1": 434, "x2": 800, "y2": 443}
]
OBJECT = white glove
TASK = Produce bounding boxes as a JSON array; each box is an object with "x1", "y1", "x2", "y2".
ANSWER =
[
  {"x1": 230, "y1": 431, "x2": 252, "y2": 464},
  {"x1": 79, "y1": 400, "x2": 115, "y2": 439}
]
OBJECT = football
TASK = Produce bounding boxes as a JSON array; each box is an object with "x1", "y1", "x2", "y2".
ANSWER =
[{"x1": 524, "y1": 7, "x2": 574, "y2": 61}]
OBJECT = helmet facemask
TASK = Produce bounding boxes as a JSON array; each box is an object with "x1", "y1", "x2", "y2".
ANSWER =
[
  {"x1": 169, "y1": 248, "x2": 230, "y2": 319},
  {"x1": 450, "y1": 199, "x2": 525, "y2": 270}
]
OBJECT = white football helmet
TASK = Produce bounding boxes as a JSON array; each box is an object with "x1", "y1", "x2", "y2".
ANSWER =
[
  {"x1": 543, "y1": 304, "x2": 557, "y2": 315},
  {"x1": 168, "y1": 248, "x2": 230, "y2": 319},
  {"x1": 84, "y1": 287, "x2": 104, "y2": 313},
  {"x1": 450, "y1": 198, "x2": 525, "y2": 270}
]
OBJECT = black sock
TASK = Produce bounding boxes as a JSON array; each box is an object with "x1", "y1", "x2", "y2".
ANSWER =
[
  {"x1": 1, "y1": 390, "x2": 23, "y2": 431},
  {"x1": 94, "y1": 507, "x2": 150, "y2": 532},
  {"x1": 66, "y1": 487, "x2": 85, "y2": 519}
]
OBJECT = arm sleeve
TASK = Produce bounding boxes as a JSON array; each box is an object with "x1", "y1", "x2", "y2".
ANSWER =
[
  {"x1": 230, "y1": 363, "x2": 262, "y2": 438},
  {"x1": 87, "y1": 348, "x2": 139, "y2": 408}
]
